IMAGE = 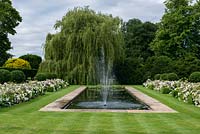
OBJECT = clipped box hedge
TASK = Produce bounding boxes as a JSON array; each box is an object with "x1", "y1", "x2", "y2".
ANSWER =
[{"x1": 0, "y1": 67, "x2": 37, "y2": 79}]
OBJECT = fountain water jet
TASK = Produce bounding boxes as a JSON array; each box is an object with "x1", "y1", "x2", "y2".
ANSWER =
[{"x1": 99, "y1": 47, "x2": 111, "y2": 106}]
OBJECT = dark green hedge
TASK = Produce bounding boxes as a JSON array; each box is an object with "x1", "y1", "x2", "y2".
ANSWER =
[
  {"x1": 154, "y1": 73, "x2": 178, "y2": 81},
  {"x1": 0, "y1": 69, "x2": 11, "y2": 83},
  {"x1": 10, "y1": 70, "x2": 26, "y2": 83},
  {"x1": 167, "y1": 73, "x2": 179, "y2": 81},
  {"x1": 160, "y1": 73, "x2": 168, "y2": 80},
  {"x1": 19, "y1": 54, "x2": 42, "y2": 69},
  {"x1": 0, "y1": 67, "x2": 37, "y2": 79},
  {"x1": 189, "y1": 72, "x2": 200, "y2": 83},
  {"x1": 35, "y1": 73, "x2": 58, "y2": 81},
  {"x1": 154, "y1": 74, "x2": 161, "y2": 80}
]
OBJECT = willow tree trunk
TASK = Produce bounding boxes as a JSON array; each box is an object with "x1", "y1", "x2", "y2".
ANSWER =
[{"x1": 39, "y1": 7, "x2": 124, "y2": 84}]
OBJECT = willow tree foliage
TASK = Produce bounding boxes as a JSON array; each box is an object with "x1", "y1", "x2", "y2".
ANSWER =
[{"x1": 39, "y1": 7, "x2": 124, "y2": 84}]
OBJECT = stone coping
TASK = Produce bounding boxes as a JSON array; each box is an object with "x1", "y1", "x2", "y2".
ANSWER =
[
  {"x1": 40, "y1": 86, "x2": 87, "y2": 111},
  {"x1": 40, "y1": 86, "x2": 178, "y2": 113},
  {"x1": 125, "y1": 86, "x2": 177, "y2": 113}
]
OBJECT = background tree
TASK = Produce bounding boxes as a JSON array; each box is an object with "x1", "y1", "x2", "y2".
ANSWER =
[
  {"x1": 143, "y1": 56, "x2": 173, "y2": 78},
  {"x1": 123, "y1": 19, "x2": 157, "y2": 60},
  {"x1": 114, "y1": 57, "x2": 143, "y2": 84},
  {"x1": 147, "y1": 0, "x2": 200, "y2": 80},
  {"x1": 171, "y1": 54, "x2": 200, "y2": 78},
  {"x1": 0, "y1": 0, "x2": 22, "y2": 66},
  {"x1": 19, "y1": 54, "x2": 42, "y2": 69},
  {"x1": 116, "y1": 0, "x2": 200, "y2": 83},
  {"x1": 151, "y1": 0, "x2": 200, "y2": 59},
  {"x1": 115, "y1": 18, "x2": 157, "y2": 84},
  {"x1": 39, "y1": 7, "x2": 124, "y2": 84}
]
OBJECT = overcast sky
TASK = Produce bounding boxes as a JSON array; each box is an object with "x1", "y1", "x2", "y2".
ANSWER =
[{"x1": 9, "y1": 0, "x2": 165, "y2": 58}]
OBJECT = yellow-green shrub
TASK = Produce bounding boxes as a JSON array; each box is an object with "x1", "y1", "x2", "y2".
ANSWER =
[{"x1": 3, "y1": 58, "x2": 31, "y2": 69}]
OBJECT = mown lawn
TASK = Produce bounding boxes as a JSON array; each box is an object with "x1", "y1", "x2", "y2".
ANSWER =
[{"x1": 0, "y1": 85, "x2": 199, "y2": 134}]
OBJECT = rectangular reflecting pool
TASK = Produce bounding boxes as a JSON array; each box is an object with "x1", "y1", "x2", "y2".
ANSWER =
[{"x1": 63, "y1": 88, "x2": 150, "y2": 110}]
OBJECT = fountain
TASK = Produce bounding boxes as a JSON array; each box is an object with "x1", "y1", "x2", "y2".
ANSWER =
[
  {"x1": 63, "y1": 47, "x2": 149, "y2": 110},
  {"x1": 99, "y1": 47, "x2": 110, "y2": 106}
]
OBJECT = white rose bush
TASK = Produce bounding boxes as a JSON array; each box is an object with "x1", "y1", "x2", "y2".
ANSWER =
[
  {"x1": 143, "y1": 79, "x2": 200, "y2": 107},
  {"x1": 0, "y1": 79, "x2": 69, "y2": 107}
]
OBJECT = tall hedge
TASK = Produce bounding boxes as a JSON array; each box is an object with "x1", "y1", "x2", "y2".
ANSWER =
[{"x1": 19, "y1": 54, "x2": 42, "y2": 69}]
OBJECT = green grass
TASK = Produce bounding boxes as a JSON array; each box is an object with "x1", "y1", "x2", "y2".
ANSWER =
[{"x1": 0, "y1": 85, "x2": 200, "y2": 134}]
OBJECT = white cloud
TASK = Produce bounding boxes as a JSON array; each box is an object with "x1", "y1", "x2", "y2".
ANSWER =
[{"x1": 9, "y1": 0, "x2": 165, "y2": 58}]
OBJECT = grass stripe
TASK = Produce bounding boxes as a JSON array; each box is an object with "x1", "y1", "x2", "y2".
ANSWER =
[{"x1": 0, "y1": 85, "x2": 199, "y2": 134}]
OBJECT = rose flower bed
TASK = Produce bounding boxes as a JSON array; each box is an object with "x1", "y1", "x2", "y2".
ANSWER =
[
  {"x1": 143, "y1": 80, "x2": 200, "y2": 107},
  {"x1": 0, "y1": 79, "x2": 69, "y2": 107}
]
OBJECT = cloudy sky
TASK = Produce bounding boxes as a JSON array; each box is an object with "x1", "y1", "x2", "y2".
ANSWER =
[{"x1": 9, "y1": 0, "x2": 165, "y2": 58}]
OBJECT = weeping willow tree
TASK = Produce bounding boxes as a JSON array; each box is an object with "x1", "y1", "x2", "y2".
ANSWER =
[{"x1": 39, "y1": 7, "x2": 124, "y2": 84}]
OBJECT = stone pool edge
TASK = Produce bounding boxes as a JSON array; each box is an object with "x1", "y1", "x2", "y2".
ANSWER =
[
  {"x1": 125, "y1": 86, "x2": 177, "y2": 113},
  {"x1": 39, "y1": 86, "x2": 87, "y2": 111},
  {"x1": 39, "y1": 86, "x2": 178, "y2": 113}
]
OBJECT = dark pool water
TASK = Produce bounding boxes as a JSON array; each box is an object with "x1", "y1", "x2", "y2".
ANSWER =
[{"x1": 63, "y1": 88, "x2": 149, "y2": 110}]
